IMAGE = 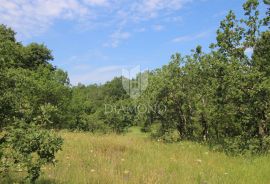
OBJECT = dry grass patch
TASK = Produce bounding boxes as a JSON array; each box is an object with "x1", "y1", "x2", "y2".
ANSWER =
[{"x1": 29, "y1": 129, "x2": 270, "y2": 184}]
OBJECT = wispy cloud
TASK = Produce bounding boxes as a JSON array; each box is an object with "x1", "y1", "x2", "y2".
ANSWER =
[
  {"x1": 213, "y1": 10, "x2": 228, "y2": 18},
  {"x1": 152, "y1": 24, "x2": 164, "y2": 31},
  {"x1": 0, "y1": 0, "x2": 193, "y2": 45},
  {"x1": 132, "y1": 0, "x2": 192, "y2": 20},
  {"x1": 163, "y1": 16, "x2": 183, "y2": 23},
  {"x1": 0, "y1": 0, "x2": 90, "y2": 38},
  {"x1": 70, "y1": 65, "x2": 124, "y2": 84},
  {"x1": 172, "y1": 31, "x2": 210, "y2": 43},
  {"x1": 56, "y1": 49, "x2": 109, "y2": 68},
  {"x1": 135, "y1": 27, "x2": 146, "y2": 33},
  {"x1": 64, "y1": 49, "x2": 148, "y2": 84},
  {"x1": 103, "y1": 30, "x2": 131, "y2": 48},
  {"x1": 83, "y1": 0, "x2": 109, "y2": 6},
  {"x1": 62, "y1": 50, "x2": 124, "y2": 84}
]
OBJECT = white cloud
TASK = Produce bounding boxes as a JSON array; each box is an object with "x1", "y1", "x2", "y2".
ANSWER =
[
  {"x1": 135, "y1": 27, "x2": 146, "y2": 33},
  {"x1": 56, "y1": 49, "x2": 109, "y2": 67},
  {"x1": 104, "y1": 30, "x2": 131, "y2": 48},
  {"x1": 152, "y1": 24, "x2": 164, "y2": 31},
  {"x1": 172, "y1": 31, "x2": 210, "y2": 43},
  {"x1": 0, "y1": 0, "x2": 193, "y2": 45},
  {"x1": 213, "y1": 10, "x2": 228, "y2": 18},
  {"x1": 61, "y1": 50, "x2": 124, "y2": 84},
  {"x1": 83, "y1": 0, "x2": 109, "y2": 6},
  {"x1": 132, "y1": 0, "x2": 192, "y2": 19},
  {"x1": 0, "y1": 0, "x2": 89, "y2": 38},
  {"x1": 70, "y1": 65, "x2": 124, "y2": 84},
  {"x1": 163, "y1": 16, "x2": 183, "y2": 23}
]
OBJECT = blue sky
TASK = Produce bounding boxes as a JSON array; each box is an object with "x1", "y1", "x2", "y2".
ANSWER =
[{"x1": 0, "y1": 0, "x2": 266, "y2": 85}]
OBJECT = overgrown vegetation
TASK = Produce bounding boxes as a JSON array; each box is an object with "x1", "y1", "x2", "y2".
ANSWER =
[
  {"x1": 0, "y1": 25, "x2": 66, "y2": 182},
  {"x1": 34, "y1": 130, "x2": 270, "y2": 184},
  {"x1": 0, "y1": 0, "x2": 270, "y2": 182},
  {"x1": 137, "y1": 0, "x2": 270, "y2": 155},
  {"x1": 67, "y1": 0, "x2": 270, "y2": 155}
]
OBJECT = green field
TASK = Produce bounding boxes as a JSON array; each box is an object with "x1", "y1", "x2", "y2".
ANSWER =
[{"x1": 12, "y1": 128, "x2": 265, "y2": 184}]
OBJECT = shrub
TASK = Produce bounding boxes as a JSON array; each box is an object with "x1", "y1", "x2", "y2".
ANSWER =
[
  {"x1": 0, "y1": 120, "x2": 63, "y2": 183},
  {"x1": 209, "y1": 136, "x2": 270, "y2": 156},
  {"x1": 151, "y1": 128, "x2": 180, "y2": 143}
]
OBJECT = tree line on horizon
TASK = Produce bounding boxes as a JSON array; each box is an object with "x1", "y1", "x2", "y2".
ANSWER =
[
  {"x1": 0, "y1": 0, "x2": 269, "y2": 182},
  {"x1": 70, "y1": 0, "x2": 270, "y2": 155}
]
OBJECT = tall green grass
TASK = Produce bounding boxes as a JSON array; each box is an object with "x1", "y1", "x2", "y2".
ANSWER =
[{"x1": 4, "y1": 128, "x2": 270, "y2": 184}]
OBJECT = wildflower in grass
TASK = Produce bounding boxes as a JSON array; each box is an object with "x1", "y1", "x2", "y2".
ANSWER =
[
  {"x1": 195, "y1": 159, "x2": 202, "y2": 164},
  {"x1": 170, "y1": 157, "x2": 177, "y2": 162},
  {"x1": 121, "y1": 158, "x2": 125, "y2": 162},
  {"x1": 16, "y1": 164, "x2": 23, "y2": 172},
  {"x1": 123, "y1": 170, "x2": 130, "y2": 174},
  {"x1": 123, "y1": 170, "x2": 130, "y2": 181},
  {"x1": 91, "y1": 169, "x2": 95, "y2": 172}
]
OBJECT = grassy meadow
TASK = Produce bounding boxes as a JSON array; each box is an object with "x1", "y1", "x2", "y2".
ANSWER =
[
  {"x1": 3, "y1": 127, "x2": 270, "y2": 184},
  {"x1": 32, "y1": 127, "x2": 270, "y2": 184}
]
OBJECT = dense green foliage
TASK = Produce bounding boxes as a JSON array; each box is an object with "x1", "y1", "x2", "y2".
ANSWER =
[
  {"x1": 67, "y1": 78, "x2": 134, "y2": 133},
  {"x1": 0, "y1": 1, "x2": 270, "y2": 182},
  {"x1": 63, "y1": 0, "x2": 270, "y2": 155},
  {"x1": 136, "y1": 0, "x2": 270, "y2": 155},
  {"x1": 0, "y1": 25, "x2": 66, "y2": 182},
  {"x1": 65, "y1": 0, "x2": 270, "y2": 155}
]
